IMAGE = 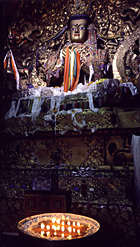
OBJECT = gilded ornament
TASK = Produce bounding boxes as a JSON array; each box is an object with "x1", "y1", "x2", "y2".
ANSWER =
[{"x1": 3, "y1": 0, "x2": 140, "y2": 94}]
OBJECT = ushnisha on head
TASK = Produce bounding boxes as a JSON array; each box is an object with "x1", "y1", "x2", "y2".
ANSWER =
[{"x1": 68, "y1": 14, "x2": 90, "y2": 43}]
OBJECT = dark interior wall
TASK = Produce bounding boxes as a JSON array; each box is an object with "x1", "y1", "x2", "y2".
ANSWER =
[
  {"x1": 0, "y1": 0, "x2": 18, "y2": 129},
  {"x1": 0, "y1": 130, "x2": 138, "y2": 247}
]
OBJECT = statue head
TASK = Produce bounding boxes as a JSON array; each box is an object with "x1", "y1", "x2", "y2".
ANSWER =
[
  {"x1": 68, "y1": 14, "x2": 90, "y2": 43},
  {"x1": 125, "y1": 66, "x2": 132, "y2": 76}
]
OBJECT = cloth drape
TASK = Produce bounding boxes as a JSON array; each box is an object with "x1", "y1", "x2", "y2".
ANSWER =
[
  {"x1": 64, "y1": 47, "x2": 81, "y2": 92},
  {"x1": 4, "y1": 50, "x2": 20, "y2": 90},
  {"x1": 131, "y1": 134, "x2": 140, "y2": 206}
]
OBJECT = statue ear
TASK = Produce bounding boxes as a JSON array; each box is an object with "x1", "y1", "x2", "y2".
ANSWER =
[{"x1": 67, "y1": 29, "x2": 71, "y2": 42}]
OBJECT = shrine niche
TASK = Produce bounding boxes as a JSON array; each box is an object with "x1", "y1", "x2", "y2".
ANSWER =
[
  {"x1": 4, "y1": 0, "x2": 140, "y2": 88},
  {"x1": 3, "y1": 0, "x2": 140, "y2": 131}
]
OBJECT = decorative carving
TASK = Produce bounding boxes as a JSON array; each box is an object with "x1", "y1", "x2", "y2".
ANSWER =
[
  {"x1": 4, "y1": 0, "x2": 140, "y2": 88},
  {"x1": 113, "y1": 26, "x2": 140, "y2": 79}
]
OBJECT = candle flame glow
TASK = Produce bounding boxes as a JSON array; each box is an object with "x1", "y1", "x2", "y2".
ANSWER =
[
  {"x1": 46, "y1": 225, "x2": 50, "y2": 230},
  {"x1": 52, "y1": 225, "x2": 56, "y2": 231},
  {"x1": 68, "y1": 226, "x2": 72, "y2": 233},
  {"x1": 61, "y1": 226, "x2": 65, "y2": 232},
  {"x1": 77, "y1": 222, "x2": 80, "y2": 227},
  {"x1": 41, "y1": 231, "x2": 44, "y2": 236},
  {"x1": 41, "y1": 223, "x2": 45, "y2": 229},
  {"x1": 29, "y1": 213, "x2": 100, "y2": 241},
  {"x1": 56, "y1": 225, "x2": 60, "y2": 230},
  {"x1": 62, "y1": 215, "x2": 65, "y2": 220},
  {"x1": 56, "y1": 219, "x2": 60, "y2": 224},
  {"x1": 77, "y1": 229, "x2": 80, "y2": 235},
  {"x1": 52, "y1": 217, "x2": 56, "y2": 223}
]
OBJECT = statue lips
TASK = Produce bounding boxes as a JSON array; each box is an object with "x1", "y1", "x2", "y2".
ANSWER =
[{"x1": 74, "y1": 34, "x2": 80, "y2": 36}]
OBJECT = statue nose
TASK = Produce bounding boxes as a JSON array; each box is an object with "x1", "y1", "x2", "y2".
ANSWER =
[{"x1": 75, "y1": 25, "x2": 79, "y2": 33}]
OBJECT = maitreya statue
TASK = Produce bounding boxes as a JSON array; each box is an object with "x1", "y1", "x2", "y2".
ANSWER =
[{"x1": 37, "y1": 0, "x2": 108, "y2": 92}]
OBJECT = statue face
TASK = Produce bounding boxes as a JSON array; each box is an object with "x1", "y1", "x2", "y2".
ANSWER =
[
  {"x1": 125, "y1": 69, "x2": 131, "y2": 76},
  {"x1": 69, "y1": 18, "x2": 88, "y2": 43}
]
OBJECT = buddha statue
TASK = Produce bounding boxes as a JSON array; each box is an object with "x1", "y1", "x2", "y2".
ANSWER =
[
  {"x1": 63, "y1": 14, "x2": 90, "y2": 92},
  {"x1": 45, "y1": 13, "x2": 108, "y2": 92}
]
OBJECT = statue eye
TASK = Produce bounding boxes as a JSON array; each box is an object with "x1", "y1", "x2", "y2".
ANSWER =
[
  {"x1": 80, "y1": 26, "x2": 86, "y2": 30},
  {"x1": 71, "y1": 27, "x2": 75, "y2": 31}
]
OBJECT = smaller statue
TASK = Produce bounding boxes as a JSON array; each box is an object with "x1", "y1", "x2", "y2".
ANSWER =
[
  {"x1": 120, "y1": 66, "x2": 138, "y2": 85},
  {"x1": 114, "y1": 66, "x2": 139, "y2": 105}
]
